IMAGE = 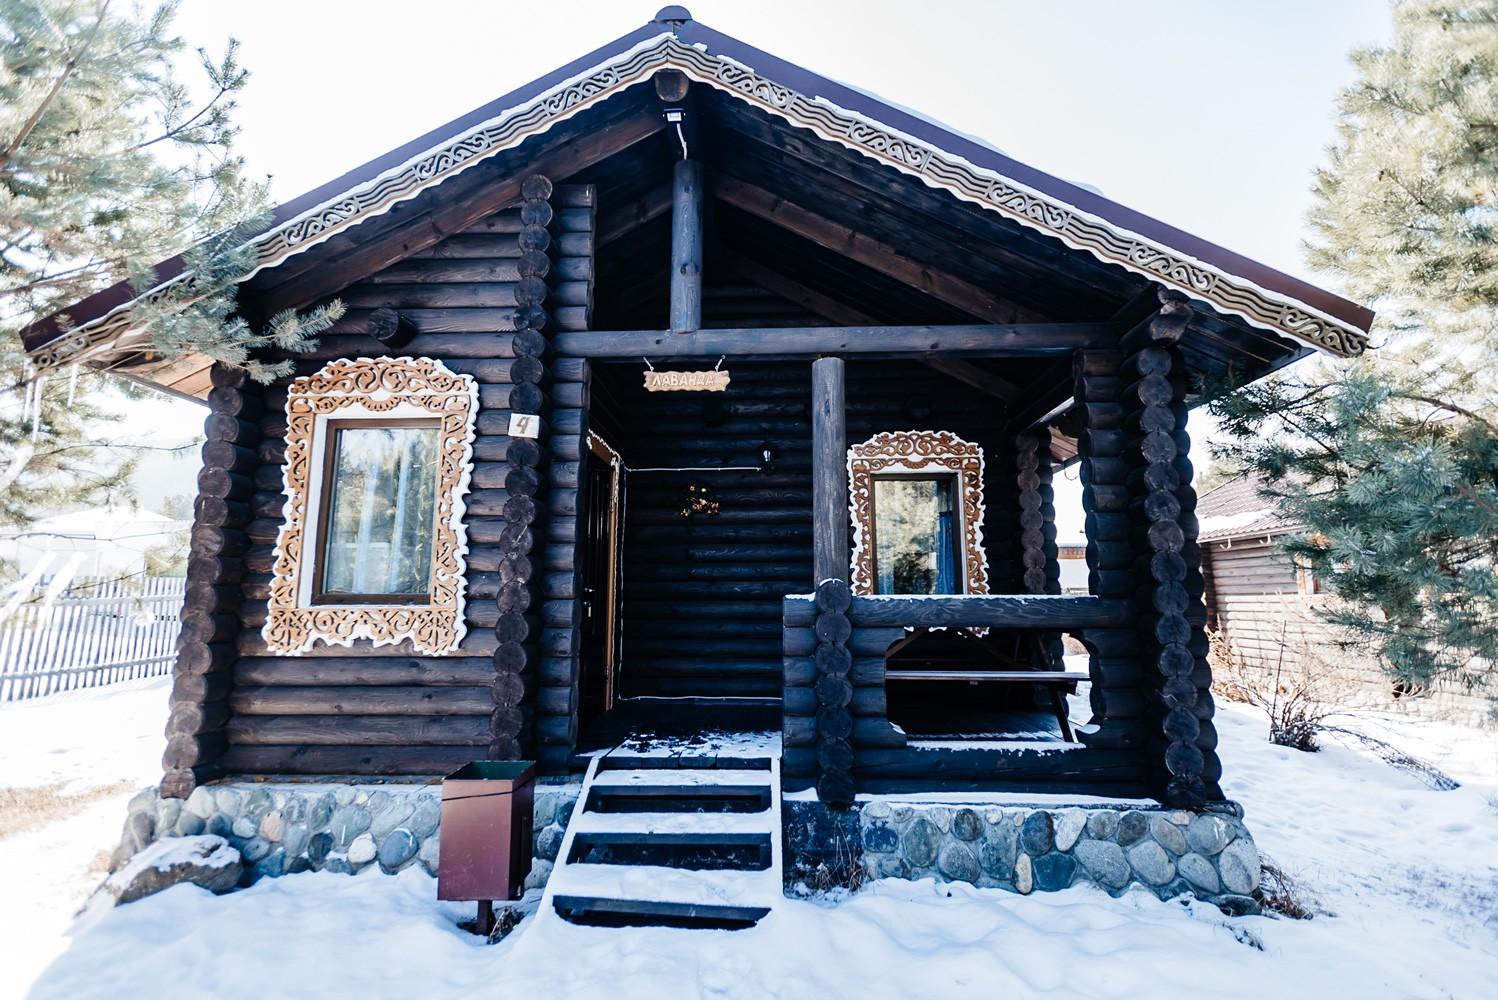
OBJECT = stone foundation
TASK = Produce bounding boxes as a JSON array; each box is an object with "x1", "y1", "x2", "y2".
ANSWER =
[
  {"x1": 114, "y1": 779, "x2": 581, "y2": 888},
  {"x1": 786, "y1": 797, "x2": 1261, "y2": 912},
  {"x1": 119, "y1": 782, "x2": 1259, "y2": 914}
]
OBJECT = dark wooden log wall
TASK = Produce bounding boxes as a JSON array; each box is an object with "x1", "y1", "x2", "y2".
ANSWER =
[
  {"x1": 603, "y1": 362, "x2": 813, "y2": 700},
  {"x1": 160, "y1": 366, "x2": 261, "y2": 796},
  {"x1": 197, "y1": 180, "x2": 594, "y2": 782},
  {"x1": 601, "y1": 360, "x2": 1020, "y2": 702},
  {"x1": 1120, "y1": 291, "x2": 1222, "y2": 807}
]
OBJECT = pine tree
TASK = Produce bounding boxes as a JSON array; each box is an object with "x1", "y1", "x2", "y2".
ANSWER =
[
  {"x1": 0, "y1": 1, "x2": 340, "y2": 540},
  {"x1": 1209, "y1": 0, "x2": 1498, "y2": 711}
]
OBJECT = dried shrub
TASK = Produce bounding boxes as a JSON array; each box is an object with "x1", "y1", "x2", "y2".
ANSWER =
[
  {"x1": 1210, "y1": 625, "x2": 1341, "y2": 750},
  {"x1": 811, "y1": 826, "x2": 865, "y2": 894},
  {"x1": 1258, "y1": 855, "x2": 1325, "y2": 920}
]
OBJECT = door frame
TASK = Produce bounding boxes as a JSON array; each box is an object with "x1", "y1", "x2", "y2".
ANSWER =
[{"x1": 585, "y1": 430, "x2": 625, "y2": 712}]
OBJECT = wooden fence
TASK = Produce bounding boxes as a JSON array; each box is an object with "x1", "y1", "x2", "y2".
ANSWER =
[{"x1": 0, "y1": 576, "x2": 185, "y2": 702}]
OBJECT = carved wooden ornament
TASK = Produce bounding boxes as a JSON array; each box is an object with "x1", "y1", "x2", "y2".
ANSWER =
[
  {"x1": 263, "y1": 357, "x2": 478, "y2": 655},
  {"x1": 847, "y1": 430, "x2": 989, "y2": 598}
]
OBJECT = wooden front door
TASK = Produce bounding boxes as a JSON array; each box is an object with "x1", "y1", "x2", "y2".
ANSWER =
[{"x1": 578, "y1": 433, "x2": 622, "y2": 726}]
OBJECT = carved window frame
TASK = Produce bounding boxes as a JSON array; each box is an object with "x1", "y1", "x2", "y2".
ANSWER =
[
  {"x1": 848, "y1": 430, "x2": 989, "y2": 597},
  {"x1": 263, "y1": 357, "x2": 478, "y2": 655}
]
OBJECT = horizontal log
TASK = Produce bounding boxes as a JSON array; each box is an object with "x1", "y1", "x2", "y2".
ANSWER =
[
  {"x1": 229, "y1": 685, "x2": 494, "y2": 716},
  {"x1": 217, "y1": 745, "x2": 479, "y2": 776},
  {"x1": 846, "y1": 596, "x2": 1132, "y2": 629},
  {"x1": 555, "y1": 324, "x2": 1113, "y2": 359},
  {"x1": 165, "y1": 698, "x2": 232, "y2": 737},
  {"x1": 164, "y1": 731, "x2": 229, "y2": 770},
  {"x1": 361, "y1": 257, "x2": 579, "y2": 285},
  {"x1": 853, "y1": 717, "x2": 907, "y2": 748},
  {"x1": 227, "y1": 714, "x2": 490, "y2": 746},
  {"x1": 236, "y1": 629, "x2": 499, "y2": 658},
  {"x1": 621, "y1": 676, "x2": 780, "y2": 699},
  {"x1": 232, "y1": 656, "x2": 496, "y2": 686},
  {"x1": 534, "y1": 712, "x2": 576, "y2": 746}
]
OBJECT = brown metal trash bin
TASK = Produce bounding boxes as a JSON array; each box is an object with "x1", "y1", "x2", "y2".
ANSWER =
[{"x1": 437, "y1": 761, "x2": 536, "y2": 904}]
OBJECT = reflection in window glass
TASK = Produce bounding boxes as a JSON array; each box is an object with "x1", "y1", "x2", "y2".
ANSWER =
[
  {"x1": 321, "y1": 424, "x2": 439, "y2": 597},
  {"x1": 873, "y1": 477, "x2": 958, "y2": 595}
]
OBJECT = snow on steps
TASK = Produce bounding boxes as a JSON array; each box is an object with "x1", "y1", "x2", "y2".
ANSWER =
[{"x1": 540, "y1": 754, "x2": 782, "y2": 930}]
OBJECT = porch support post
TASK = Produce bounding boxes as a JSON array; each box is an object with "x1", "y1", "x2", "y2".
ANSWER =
[
  {"x1": 1016, "y1": 427, "x2": 1063, "y2": 669},
  {"x1": 670, "y1": 158, "x2": 703, "y2": 333},
  {"x1": 1015, "y1": 428, "x2": 1060, "y2": 596},
  {"x1": 1073, "y1": 348, "x2": 1145, "y2": 749},
  {"x1": 1121, "y1": 288, "x2": 1221, "y2": 808},
  {"x1": 811, "y1": 356, "x2": 849, "y2": 585}
]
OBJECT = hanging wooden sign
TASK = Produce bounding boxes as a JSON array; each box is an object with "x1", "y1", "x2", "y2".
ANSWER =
[{"x1": 643, "y1": 369, "x2": 731, "y2": 392}]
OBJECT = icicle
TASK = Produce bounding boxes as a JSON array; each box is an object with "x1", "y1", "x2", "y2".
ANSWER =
[
  {"x1": 66, "y1": 363, "x2": 79, "y2": 406},
  {"x1": 30, "y1": 374, "x2": 44, "y2": 439}
]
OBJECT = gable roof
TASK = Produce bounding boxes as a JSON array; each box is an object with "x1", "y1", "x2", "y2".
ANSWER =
[
  {"x1": 1197, "y1": 471, "x2": 1301, "y2": 542},
  {"x1": 22, "y1": 6, "x2": 1374, "y2": 384}
]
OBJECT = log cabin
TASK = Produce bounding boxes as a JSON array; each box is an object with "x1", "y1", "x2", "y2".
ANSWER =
[{"x1": 26, "y1": 7, "x2": 1376, "y2": 908}]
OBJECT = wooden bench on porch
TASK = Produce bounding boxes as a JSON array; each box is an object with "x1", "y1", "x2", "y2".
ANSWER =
[{"x1": 884, "y1": 625, "x2": 1087, "y2": 741}]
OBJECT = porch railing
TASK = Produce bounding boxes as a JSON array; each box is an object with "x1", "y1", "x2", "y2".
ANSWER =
[
  {"x1": 783, "y1": 587, "x2": 1133, "y2": 803},
  {"x1": 0, "y1": 576, "x2": 185, "y2": 702}
]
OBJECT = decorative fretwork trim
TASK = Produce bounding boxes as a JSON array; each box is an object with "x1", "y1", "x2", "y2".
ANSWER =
[
  {"x1": 848, "y1": 430, "x2": 989, "y2": 599},
  {"x1": 30, "y1": 33, "x2": 1367, "y2": 372},
  {"x1": 262, "y1": 357, "x2": 477, "y2": 655}
]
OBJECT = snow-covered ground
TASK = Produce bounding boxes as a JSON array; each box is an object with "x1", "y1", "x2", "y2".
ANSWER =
[{"x1": 2, "y1": 679, "x2": 1496, "y2": 1000}]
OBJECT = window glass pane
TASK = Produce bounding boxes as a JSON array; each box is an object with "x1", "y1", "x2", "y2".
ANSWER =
[
  {"x1": 874, "y1": 477, "x2": 958, "y2": 595},
  {"x1": 322, "y1": 425, "x2": 439, "y2": 597}
]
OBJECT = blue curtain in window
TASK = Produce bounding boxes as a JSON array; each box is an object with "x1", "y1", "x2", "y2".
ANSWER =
[{"x1": 935, "y1": 509, "x2": 955, "y2": 594}]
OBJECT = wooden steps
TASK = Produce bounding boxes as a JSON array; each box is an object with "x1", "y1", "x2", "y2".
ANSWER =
[{"x1": 541, "y1": 755, "x2": 782, "y2": 930}]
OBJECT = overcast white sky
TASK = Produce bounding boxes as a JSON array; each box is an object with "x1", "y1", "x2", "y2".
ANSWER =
[{"x1": 126, "y1": 0, "x2": 1394, "y2": 523}]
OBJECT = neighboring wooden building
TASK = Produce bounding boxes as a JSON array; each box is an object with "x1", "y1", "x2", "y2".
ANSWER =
[
  {"x1": 1199, "y1": 474, "x2": 1491, "y2": 725},
  {"x1": 25, "y1": 8, "x2": 1375, "y2": 816}
]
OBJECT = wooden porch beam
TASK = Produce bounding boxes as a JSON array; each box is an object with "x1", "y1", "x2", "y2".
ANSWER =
[
  {"x1": 713, "y1": 175, "x2": 1037, "y2": 324},
  {"x1": 555, "y1": 323, "x2": 1112, "y2": 359},
  {"x1": 726, "y1": 253, "x2": 1025, "y2": 402}
]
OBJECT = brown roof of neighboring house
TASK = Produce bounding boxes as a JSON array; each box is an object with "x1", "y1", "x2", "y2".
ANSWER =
[{"x1": 1196, "y1": 472, "x2": 1301, "y2": 542}]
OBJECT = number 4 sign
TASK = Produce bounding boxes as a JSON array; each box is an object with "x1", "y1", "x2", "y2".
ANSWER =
[{"x1": 508, "y1": 413, "x2": 542, "y2": 439}]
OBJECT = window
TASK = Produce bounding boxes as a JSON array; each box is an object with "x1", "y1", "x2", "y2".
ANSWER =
[
  {"x1": 873, "y1": 476, "x2": 959, "y2": 594},
  {"x1": 316, "y1": 422, "x2": 440, "y2": 602},
  {"x1": 263, "y1": 357, "x2": 478, "y2": 655},
  {"x1": 848, "y1": 430, "x2": 988, "y2": 597}
]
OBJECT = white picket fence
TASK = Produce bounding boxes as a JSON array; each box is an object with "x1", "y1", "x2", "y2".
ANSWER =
[{"x1": 0, "y1": 576, "x2": 185, "y2": 702}]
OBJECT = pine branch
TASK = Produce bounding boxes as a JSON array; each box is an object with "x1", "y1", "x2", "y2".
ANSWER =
[{"x1": 0, "y1": 0, "x2": 113, "y2": 175}]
